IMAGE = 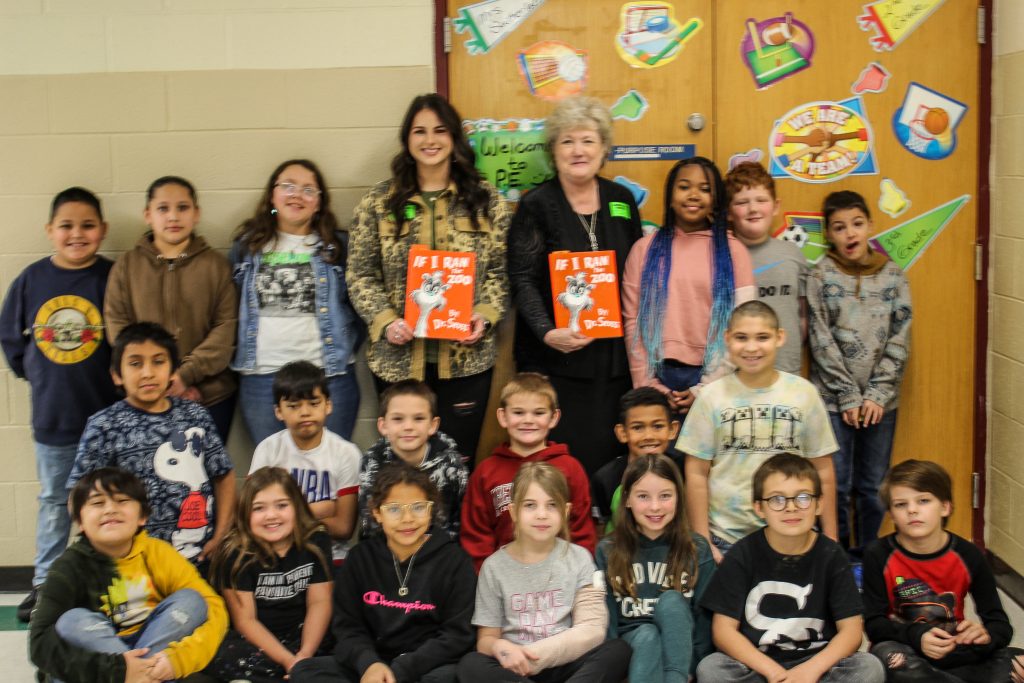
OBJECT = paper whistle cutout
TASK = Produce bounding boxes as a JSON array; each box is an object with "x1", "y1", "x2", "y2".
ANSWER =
[
  {"x1": 858, "y1": 0, "x2": 946, "y2": 52},
  {"x1": 613, "y1": 175, "x2": 649, "y2": 208},
  {"x1": 728, "y1": 148, "x2": 764, "y2": 171},
  {"x1": 878, "y1": 178, "x2": 910, "y2": 218},
  {"x1": 773, "y1": 212, "x2": 829, "y2": 266},
  {"x1": 741, "y1": 13, "x2": 815, "y2": 89},
  {"x1": 453, "y1": 0, "x2": 547, "y2": 55},
  {"x1": 869, "y1": 194, "x2": 969, "y2": 270},
  {"x1": 611, "y1": 90, "x2": 650, "y2": 121},
  {"x1": 615, "y1": 3, "x2": 702, "y2": 69},
  {"x1": 852, "y1": 62, "x2": 891, "y2": 94},
  {"x1": 517, "y1": 41, "x2": 587, "y2": 101},
  {"x1": 892, "y1": 82, "x2": 968, "y2": 160}
]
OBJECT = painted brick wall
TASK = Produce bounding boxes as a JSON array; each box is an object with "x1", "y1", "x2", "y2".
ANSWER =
[
  {"x1": 0, "y1": 0, "x2": 434, "y2": 565},
  {"x1": 988, "y1": 0, "x2": 1024, "y2": 574}
]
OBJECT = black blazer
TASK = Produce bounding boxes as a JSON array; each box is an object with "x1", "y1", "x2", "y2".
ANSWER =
[{"x1": 508, "y1": 176, "x2": 642, "y2": 379}]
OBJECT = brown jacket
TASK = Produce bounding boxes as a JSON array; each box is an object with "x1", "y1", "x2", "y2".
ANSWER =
[{"x1": 105, "y1": 233, "x2": 238, "y2": 405}]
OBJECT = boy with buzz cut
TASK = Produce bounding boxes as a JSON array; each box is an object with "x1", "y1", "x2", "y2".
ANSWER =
[
  {"x1": 590, "y1": 387, "x2": 683, "y2": 531},
  {"x1": 460, "y1": 372, "x2": 597, "y2": 570},
  {"x1": 726, "y1": 162, "x2": 808, "y2": 375},
  {"x1": 698, "y1": 453, "x2": 885, "y2": 683},
  {"x1": 864, "y1": 460, "x2": 1024, "y2": 682},
  {"x1": 679, "y1": 300, "x2": 838, "y2": 563},
  {"x1": 69, "y1": 321, "x2": 236, "y2": 572},
  {"x1": 249, "y1": 360, "x2": 361, "y2": 562},
  {"x1": 358, "y1": 379, "x2": 468, "y2": 539},
  {"x1": 30, "y1": 468, "x2": 227, "y2": 683}
]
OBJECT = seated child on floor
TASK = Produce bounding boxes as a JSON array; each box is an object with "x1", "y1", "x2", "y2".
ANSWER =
[
  {"x1": 597, "y1": 454, "x2": 716, "y2": 683},
  {"x1": 290, "y1": 462, "x2": 477, "y2": 683},
  {"x1": 697, "y1": 453, "x2": 883, "y2": 683},
  {"x1": 29, "y1": 468, "x2": 227, "y2": 683},
  {"x1": 864, "y1": 459, "x2": 1024, "y2": 682}
]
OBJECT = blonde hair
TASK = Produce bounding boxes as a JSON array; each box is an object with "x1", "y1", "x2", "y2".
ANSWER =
[
  {"x1": 499, "y1": 371, "x2": 559, "y2": 411},
  {"x1": 545, "y1": 96, "x2": 613, "y2": 154},
  {"x1": 510, "y1": 462, "x2": 570, "y2": 541}
]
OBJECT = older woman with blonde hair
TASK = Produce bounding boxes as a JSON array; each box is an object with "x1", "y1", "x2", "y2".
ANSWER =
[{"x1": 508, "y1": 96, "x2": 642, "y2": 474}]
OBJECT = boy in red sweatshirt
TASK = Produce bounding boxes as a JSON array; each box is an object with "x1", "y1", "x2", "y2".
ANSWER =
[{"x1": 460, "y1": 372, "x2": 597, "y2": 570}]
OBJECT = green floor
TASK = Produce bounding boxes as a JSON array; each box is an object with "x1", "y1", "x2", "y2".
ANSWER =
[{"x1": 0, "y1": 606, "x2": 28, "y2": 631}]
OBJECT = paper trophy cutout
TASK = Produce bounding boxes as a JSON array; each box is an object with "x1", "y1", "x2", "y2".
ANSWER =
[
  {"x1": 611, "y1": 90, "x2": 650, "y2": 121},
  {"x1": 878, "y1": 178, "x2": 910, "y2": 218},
  {"x1": 869, "y1": 195, "x2": 969, "y2": 269},
  {"x1": 852, "y1": 62, "x2": 891, "y2": 94}
]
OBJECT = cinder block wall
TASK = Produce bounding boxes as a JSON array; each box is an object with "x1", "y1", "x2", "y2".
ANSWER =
[
  {"x1": 988, "y1": 1, "x2": 1024, "y2": 574},
  {"x1": 0, "y1": 0, "x2": 434, "y2": 566}
]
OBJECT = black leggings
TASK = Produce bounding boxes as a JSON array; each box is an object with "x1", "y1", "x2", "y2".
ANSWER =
[
  {"x1": 871, "y1": 640, "x2": 1024, "y2": 683},
  {"x1": 457, "y1": 640, "x2": 631, "y2": 683}
]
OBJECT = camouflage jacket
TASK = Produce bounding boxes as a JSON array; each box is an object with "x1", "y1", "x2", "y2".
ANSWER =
[{"x1": 347, "y1": 179, "x2": 510, "y2": 381}]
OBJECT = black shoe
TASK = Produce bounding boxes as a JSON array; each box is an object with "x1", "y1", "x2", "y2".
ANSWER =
[{"x1": 16, "y1": 587, "x2": 37, "y2": 623}]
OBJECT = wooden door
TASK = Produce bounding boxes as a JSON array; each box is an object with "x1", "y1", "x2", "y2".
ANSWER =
[
  {"x1": 713, "y1": 1, "x2": 978, "y2": 537},
  {"x1": 445, "y1": 0, "x2": 980, "y2": 538},
  {"x1": 446, "y1": 0, "x2": 715, "y2": 461}
]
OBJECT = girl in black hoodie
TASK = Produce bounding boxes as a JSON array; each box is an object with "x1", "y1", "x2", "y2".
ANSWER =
[{"x1": 291, "y1": 462, "x2": 477, "y2": 683}]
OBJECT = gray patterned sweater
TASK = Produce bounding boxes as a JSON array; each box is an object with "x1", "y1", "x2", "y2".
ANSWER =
[{"x1": 807, "y1": 253, "x2": 912, "y2": 412}]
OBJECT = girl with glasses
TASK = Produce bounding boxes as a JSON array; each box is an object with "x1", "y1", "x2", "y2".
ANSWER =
[{"x1": 290, "y1": 462, "x2": 477, "y2": 683}]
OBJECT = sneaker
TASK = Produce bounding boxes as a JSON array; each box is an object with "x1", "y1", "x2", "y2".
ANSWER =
[{"x1": 16, "y1": 587, "x2": 38, "y2": 623}]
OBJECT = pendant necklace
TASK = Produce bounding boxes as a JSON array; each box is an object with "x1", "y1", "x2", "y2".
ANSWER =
[
  {"x1": 576, "y1": 211, "x2": 599, "y2": 251},
  {"x1": 392, "y1": 542, "x2": 425, "y2": 596}
]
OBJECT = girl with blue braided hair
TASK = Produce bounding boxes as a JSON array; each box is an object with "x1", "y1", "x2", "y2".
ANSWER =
[{"x1": 622, "y1": 157, "x2": 755, "y2": 415}]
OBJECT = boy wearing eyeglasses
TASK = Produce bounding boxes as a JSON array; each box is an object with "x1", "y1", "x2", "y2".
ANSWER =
[
  {"x1": 697, "y1": 453, "x2": 884, "y2": 683},
  {"x1": 678, "y1": 300, "x2": 838, "y2": 563},
  {"x1": 249, "y1": 360, "x2": 361, "y2": 564}
]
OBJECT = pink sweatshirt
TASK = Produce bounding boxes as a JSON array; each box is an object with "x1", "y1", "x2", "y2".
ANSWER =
[{"x1": 621, "y1": 228, "x2": 756, "y2": 390}]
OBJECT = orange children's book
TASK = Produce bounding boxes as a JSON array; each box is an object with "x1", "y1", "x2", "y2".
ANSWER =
[
  {"x1": 404, "y1": 244, "x2": 476, "y2": 340},
  {"x1": 547, "y1": 250, "x2": 623, "y2": 338}
]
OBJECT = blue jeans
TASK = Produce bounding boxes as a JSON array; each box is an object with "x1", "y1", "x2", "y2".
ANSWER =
[
  {"x1": 621, "y1": 590, "x2": 694, "y2": 683},
  {"x1": 830, "y1": 409, "x2": 898, "y2": 551},
  {"x1": 239, "y1": 368, "x2": 359, "y2": 444},
  {"x1": 697, "y1": 651, "x2": 884, "y2": 682},
  {"x1": 55, "y1": 588, "x2": 207, "y2": 655},
  {"x1": 35, "y1": 441, "x2": 77, "y2": 587}
]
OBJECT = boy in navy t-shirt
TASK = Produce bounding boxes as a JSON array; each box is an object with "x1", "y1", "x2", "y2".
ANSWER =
[
  {"x1": 69, "y1": 322, "x2": 235, "y2": 573},
  {"x1": 0, "y1": 187, "x2": 118, "y2": 621}
]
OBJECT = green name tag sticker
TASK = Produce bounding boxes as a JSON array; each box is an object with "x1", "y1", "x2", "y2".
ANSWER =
[
  {"x1": 609, "y1": 201, "x2": 631, "y2": 219},
  {"x1": 404, "y1": 204, "x2": 417, "y2": 220}
]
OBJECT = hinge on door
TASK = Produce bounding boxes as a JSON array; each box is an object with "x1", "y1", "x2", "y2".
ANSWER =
[
  {"x1": 972, "y1": 472, "x2": 981, "y2": 509},
  {"x1": 443, "y1": 17, "x2": 452, "y2": 53},
  {"x1": 975, "y1": 243, "x2": 984, "y2": 281},
  {"x1": 977, "y1": 6, "x2": 986, "y2": 45}
]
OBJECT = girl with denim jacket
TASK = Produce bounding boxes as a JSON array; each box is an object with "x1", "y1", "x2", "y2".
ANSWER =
[
  {"x1": 231, "y1": 159, "x2": 365, "y2": 444},
  {"x1": 348, "y1": 94, "x2": 510, "y2": 462}
]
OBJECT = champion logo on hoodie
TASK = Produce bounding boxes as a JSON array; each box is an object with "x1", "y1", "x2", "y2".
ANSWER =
[{"x1": 363, "y1": 591, "x2": 437, "y2": 614}]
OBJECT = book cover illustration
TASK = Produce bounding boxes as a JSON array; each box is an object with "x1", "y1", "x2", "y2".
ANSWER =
[
  {"x1": 404, "y1": 245, "x2": 476, "y2": 340},
  {"x1": 548, "y1": 250, "x2": 623, "y2": 338}
]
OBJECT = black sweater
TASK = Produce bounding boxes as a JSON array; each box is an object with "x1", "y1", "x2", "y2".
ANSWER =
[
  {"x1": 508, "y1": 177, "x2": 641, "y2": 379},
  {"x1": 332, "y1": 528, "x2": 476, "y2": 681}
]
